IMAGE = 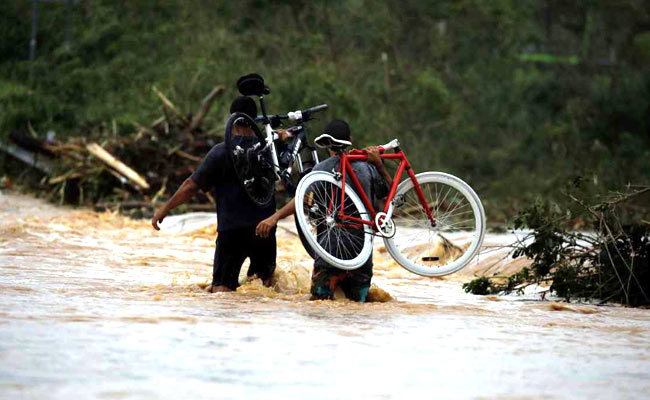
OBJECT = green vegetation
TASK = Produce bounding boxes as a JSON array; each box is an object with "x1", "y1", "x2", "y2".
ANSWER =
[
  {"x1": 464, "y1": 182, "x2": 650, "y2": 306},
  {"x1": 1, "y1": 1, "x2": 649, "y2": 220}
]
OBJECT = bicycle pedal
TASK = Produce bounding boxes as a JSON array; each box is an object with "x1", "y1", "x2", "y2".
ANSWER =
[{"x1": 422, "y1": 256, "x2": 440, "y2": 262}]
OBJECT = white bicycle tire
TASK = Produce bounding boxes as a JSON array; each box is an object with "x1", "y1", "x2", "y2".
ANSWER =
[
  {"x1": 383, "y1": 171, "x2": 486, "y2": 276},
  {"x1": 294, "y1": 171, "x2": 373, "y2": 270}
]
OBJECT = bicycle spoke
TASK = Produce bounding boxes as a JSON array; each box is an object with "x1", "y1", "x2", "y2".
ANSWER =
[
  {"x1": 439, "y1": 197, "x2": 466, "y2": 221},
  {"x1": 299, "y1": 177, "x2": 371, "y2": 263},
  {"x1": 388, "y1": 175, "x2": 484, "y2": 276},
  {"x1": 440, "y1": 205, "x2": 473, "y2": 222}
]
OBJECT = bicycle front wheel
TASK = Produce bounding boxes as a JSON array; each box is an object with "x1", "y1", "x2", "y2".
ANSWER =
[
  {"x1": 294, "y1": 171, "x2": 373, "y2": 270},
  {"x1": 384, "y1": 172, "x2": 486, "y2": 276}
]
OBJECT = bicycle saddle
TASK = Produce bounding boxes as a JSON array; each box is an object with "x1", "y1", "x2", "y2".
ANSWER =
[
  {"x1": 237, "y1": 73, "x2": 270, "y2": 96},
  {"x1": 314, "y1": 133, "x2": 352, "y2": 150}
]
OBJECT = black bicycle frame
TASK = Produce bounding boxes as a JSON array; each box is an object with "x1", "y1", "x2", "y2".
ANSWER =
[{"x1": 279, "y1": 126, "x2": 320, "y2": 193}]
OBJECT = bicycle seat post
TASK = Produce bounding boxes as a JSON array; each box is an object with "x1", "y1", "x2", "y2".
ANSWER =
[
  {"x1": 256, "y1": 95, "x2": 282, "y2": 180},
  {"x1": 258, "y1": 96, "x2": 269, "y2": 124}
]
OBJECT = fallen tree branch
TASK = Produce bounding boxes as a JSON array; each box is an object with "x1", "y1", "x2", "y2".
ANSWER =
[
  {"x1": 174, "y1": 149, "x2": 201, "y2": 162},
  {"x1": 152, "y1": 86, "x2": 190, "y2": 125},
  {"x1": 86, "y1": 143, "x2": 150, "y2": 190},
  {"x1": 184, "y1": 85, "x2": 225, "y2": 134},
  {"x1": 605, "y1": 186, "x2": 650, "y2": 207},
  {"x1": 150, "y1": 116, "x2": 166, "y2": 130},
  {"x1": 49, "y1": 171, "x2": 82, "y2": 184}
]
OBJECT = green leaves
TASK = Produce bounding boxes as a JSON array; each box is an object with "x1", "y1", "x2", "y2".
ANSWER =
[
  {"x1": 476, "y1": 183, "x2": 650, "y2": 306},
  {"x1": 462, "y1": 276, "x2": 493, "y2": 295}
]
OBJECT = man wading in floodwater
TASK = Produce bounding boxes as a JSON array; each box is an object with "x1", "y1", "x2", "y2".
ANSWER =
[
  {"x1": 151, "y1": 96, "x2": 289, "y2": 292},
  {"x1": 255, "y1": 119, "x2": 392, "y2": 302}
]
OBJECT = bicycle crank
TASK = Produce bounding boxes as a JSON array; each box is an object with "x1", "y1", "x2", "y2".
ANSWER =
[{"x1": 374, "y1": 212, "x2": 396, "y2": 238}]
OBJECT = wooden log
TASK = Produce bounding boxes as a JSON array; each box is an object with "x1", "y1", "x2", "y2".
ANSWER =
[{"x1": 86, "y1": 143, "x2": 150, "y2": 190}]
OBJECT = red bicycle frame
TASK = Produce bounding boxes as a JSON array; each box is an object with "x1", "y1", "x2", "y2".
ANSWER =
[{"x1": 335, "y1": 147, "x2": 435, "y2": 230}]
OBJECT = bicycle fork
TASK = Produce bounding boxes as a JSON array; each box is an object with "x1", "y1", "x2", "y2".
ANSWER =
[
  {"x1": 405, "y1": 167, "x2": 437, "y2": 228},
  {"x1": 264, "y1": 123, "x2": 281, "y2": 180}
]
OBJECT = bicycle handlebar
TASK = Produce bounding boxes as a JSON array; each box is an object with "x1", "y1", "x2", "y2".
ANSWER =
[
  {"x1": 255, "y1": 104, "x2": 328, "y2": 124},
  {"x1": 378, "y1": 139, "x2": 400, "y2": 152},
  {"x1": 302, "y1": 104, "x2": 328, "y2": 114},
  {"x1": 349, "y1": 139, "x2": 401, "y2": 156}
]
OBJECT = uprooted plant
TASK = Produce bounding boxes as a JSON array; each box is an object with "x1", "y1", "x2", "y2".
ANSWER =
[{"x1": 464, "y1": 181, "x2": 650, "y2": 307}]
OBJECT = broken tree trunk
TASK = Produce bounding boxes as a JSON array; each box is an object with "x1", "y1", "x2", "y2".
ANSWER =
[{"x1": 86, "y1": 143, "x2": 150, "y2": 190}]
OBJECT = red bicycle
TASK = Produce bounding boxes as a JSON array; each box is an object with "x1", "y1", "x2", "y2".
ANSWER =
[{"x1": 294, "y1": 139, "x2": 486, "y2": 276}]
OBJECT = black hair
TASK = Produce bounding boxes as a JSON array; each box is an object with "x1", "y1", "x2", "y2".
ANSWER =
[
  {"x1": 230, "y1": 96, "x2": 258, "y2": 120},
  {"x1": 323, "y1": 119, "x2": 351, "y2": 142}
]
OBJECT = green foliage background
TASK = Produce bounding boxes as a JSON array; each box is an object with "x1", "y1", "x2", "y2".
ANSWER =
[{"x1": 1, "y1": 0, "x2": 649, "y2": 219}]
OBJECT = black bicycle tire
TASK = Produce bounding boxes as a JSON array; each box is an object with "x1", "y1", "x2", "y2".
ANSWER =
[
  {"x1": 225, "y1": 112, "x2": 266, "y2": 145},
  {"x1": 224, "y1": 112, "x2": 274, "y2": 208}
]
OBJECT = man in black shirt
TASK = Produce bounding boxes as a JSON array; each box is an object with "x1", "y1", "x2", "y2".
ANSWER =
[{"x1": 151, "y1": 96, "x2": 288, "y2": 292}]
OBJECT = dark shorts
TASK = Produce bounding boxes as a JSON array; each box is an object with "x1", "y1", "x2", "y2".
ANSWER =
[
  {"x1": 310, "y1": 261, "x2": 372, "y2": 302},
  {"x1": 212, "y1": 227, "x2": 276, "y2": 290}
]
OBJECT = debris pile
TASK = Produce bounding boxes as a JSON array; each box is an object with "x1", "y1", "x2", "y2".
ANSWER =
[{"x1": 2, "y1": 85, "x2": 225, "y2": 216}]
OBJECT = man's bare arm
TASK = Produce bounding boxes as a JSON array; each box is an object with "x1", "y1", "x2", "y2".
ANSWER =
[
  {"x1": 151, "y1": 178, "x2": 200, "y2": 230},
  {"x1": 374, "y1": 160, "x2": 393, "y2": 186},
  {"x1": 365, "y1": 146, "x2": 393, "y2": 185},
  {"x1": 255, "y1": 198, "x2": 296, "y2": 238}
]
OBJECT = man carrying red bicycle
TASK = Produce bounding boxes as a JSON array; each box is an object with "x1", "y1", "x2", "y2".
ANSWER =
[{"x1": 256, "y1": 119, "x2": 393, "y2": 302}]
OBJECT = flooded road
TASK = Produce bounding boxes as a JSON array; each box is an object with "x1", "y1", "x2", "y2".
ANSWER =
[{"x1": 1, "y1": 191, "x2": 649, "y2": 399}]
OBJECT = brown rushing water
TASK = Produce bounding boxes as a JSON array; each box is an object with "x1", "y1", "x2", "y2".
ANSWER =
[{"x1": 1, "y1": 191, "x2": 649, "y2": 400}]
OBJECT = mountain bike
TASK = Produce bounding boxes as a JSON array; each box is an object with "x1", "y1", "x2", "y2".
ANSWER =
[
  {"x1": 225, "y1": 73, "x2": 327, "y2": 206},
  {"x1": 294, "y1": 140, "x2": 486, "y2": 277},
  {"x1": 225, "y1": 73, "x2": 325, "y2": 258}
]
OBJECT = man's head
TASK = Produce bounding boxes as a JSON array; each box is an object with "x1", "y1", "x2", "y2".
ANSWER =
[
  {"x1": 230, "y1": 96, "x2": 258, "y2": 120},
  {"x1": 315, "y1": 119, "x2": 352, "y2": 153}
]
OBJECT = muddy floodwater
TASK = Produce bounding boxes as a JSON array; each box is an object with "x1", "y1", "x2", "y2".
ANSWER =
[{"x1": 1, "y1": 191, "x2": 649, "y2": 399}]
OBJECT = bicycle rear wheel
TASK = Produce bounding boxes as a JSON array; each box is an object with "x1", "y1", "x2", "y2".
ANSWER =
[
  {"x1": 383, "y1": 172, "x2": 486, "y2": 276},
  {"x1": 294, "y1": 171, "x2": 373, "y2": 270},
  {"x1": 225, "y1": 112, "x2": 275, "y2": 207}
]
